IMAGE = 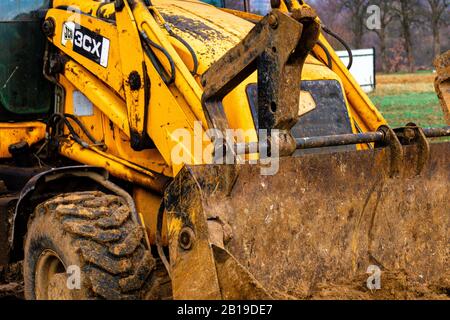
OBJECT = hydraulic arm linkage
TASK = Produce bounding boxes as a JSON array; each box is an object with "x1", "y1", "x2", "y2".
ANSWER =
[{"x1": 201, "y1": 6, "x2": 321, "y2": 158}]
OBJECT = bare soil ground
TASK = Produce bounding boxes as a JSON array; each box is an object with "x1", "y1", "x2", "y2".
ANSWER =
[
  {"x1": 308, "y1": 272, "x2": 449, "y2": 300},
  {"x1": 377, "y1": 73, "x2": 436, "y2": 85},
  {"x1": 3, "y1": 265, "x2": 447, "y2": 300},
  {"x1": 375, "y1": 72, "x2": 436, "y2": 95},
  {"x1": 0, "y1": 262, "x2": 24, "y2": 299}
]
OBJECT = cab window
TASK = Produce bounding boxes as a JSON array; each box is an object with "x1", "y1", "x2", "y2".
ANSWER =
[{"x1": 0, "y1": 0, "x2": 52, "y2": 120}]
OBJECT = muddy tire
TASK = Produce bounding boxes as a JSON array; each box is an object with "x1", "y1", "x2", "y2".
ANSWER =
[{"x1": 24, "y1": 191, "x2": 170, "y2": 300}]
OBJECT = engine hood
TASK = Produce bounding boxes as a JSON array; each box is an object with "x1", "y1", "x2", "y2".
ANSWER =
[
  {"x1": 153, "y1": 0, "x2": 336, "y2": 81},
  {"x1": 153, "y1": 0, "x2": 254, "y2": 69}
]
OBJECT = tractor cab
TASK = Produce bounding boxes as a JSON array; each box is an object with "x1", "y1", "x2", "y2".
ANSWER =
[{"x1": 0, "y1": 0, "x2": 53, "y2": 121}]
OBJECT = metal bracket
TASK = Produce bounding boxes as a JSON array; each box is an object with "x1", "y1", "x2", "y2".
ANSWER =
[
  {"x1": 395, "y1": 123, "x2": 430, "y2": 176},
  {"x1": 376, "y1": 125, "x2": 404, "y2": 178},
  {"x1": 377, "y1": 123, "x2": 431, "y2": 178}
]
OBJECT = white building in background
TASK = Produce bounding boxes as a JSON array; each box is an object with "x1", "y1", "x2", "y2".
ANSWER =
[
  {"x1": 336, "y1": 48, "x2": 376, "y2": 93},
  {"x1": 247, "y1": 0, "x2": 271, "y2": 15}
]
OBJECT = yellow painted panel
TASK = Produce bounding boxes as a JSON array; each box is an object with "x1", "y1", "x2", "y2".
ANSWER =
[
  {"x1": 46, "y1": 8, "x2": 125, "y2": 98},
  {"x1": 0, "y1": 122, "x2": 46, "y2": 158},
  {"x1": 133, "y1": 186, "x2": 168, "y2": 245}
]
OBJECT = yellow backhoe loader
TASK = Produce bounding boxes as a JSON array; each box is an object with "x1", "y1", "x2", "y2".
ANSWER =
[{"x1": 0, "y1": 0, "x2": 448, "y2": 300}]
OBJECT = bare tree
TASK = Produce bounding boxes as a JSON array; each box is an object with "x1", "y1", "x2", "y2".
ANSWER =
[
  {"x1": 312, "y1": 0, "x2": 354, "y2": 49},
  {"x1": 369, "y1": 0, "x2": 396, "y2": 71},
  {"x1": 426, "y1": 0, "x2": 449, "y2": 58},
  {"x1": 393, "y1": 0, "x2": 420, "y2": 72},
  {"x1": 313, "y1": 0, "x2": 450, "y2": 71},
  {"x1": 313, "y1": 0, "x2": 344, "y2": 29},
  {"x1": 340, "y1": 0, "x2": 370, "y2": 49}
]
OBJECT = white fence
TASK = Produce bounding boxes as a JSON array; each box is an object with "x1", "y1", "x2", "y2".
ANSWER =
[{"x1": 336, "y1": 48, "x2": 376, "y2": 93}]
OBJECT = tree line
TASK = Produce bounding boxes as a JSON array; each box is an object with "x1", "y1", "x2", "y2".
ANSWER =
[{"x1": 312, "y1": 0, "x2": 449, "y2": 72}]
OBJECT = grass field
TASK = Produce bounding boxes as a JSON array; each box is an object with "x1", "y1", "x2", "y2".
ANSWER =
[{"x1": 369, "y1": 72, "x2": 447, "y2": 128}]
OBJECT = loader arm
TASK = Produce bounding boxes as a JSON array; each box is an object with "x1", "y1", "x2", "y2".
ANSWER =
[
  {"x1": 220, "y1": 0, "x2": 387, "y2": 133},
  {"x1": 45, "y1": 0, "x2": 212, "y2": 175},
  {"x1": 201, "y1": 7, "x2": 321, "y2": 157}
]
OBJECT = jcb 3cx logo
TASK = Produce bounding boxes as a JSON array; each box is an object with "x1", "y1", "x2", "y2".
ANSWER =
[{"x1": 62, "y1": 22, "x2": 110, "y2": 68}]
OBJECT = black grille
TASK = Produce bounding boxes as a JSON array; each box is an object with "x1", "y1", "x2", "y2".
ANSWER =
[{"x1": 246, "y1": 80, "x2": 355, "y2": 155}]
